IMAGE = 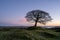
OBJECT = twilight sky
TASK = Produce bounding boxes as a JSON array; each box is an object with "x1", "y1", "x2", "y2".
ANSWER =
[{"x1": 0, "y1": 0, "x2": 60, "y2": 26}]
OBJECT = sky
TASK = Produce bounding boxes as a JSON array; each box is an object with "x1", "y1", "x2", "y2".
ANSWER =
[{"x1": 0, "y1": 0, "x2": 60, "y2": 26}]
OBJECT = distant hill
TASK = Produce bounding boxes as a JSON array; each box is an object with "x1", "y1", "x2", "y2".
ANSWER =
[{"x1": 49, "y1": 26, "x2": 60, "y2": 32}]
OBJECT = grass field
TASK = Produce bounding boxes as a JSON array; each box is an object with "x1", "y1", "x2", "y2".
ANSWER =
[{"x1": 0, "y1": 27, "x2": 60, "y2": 40}]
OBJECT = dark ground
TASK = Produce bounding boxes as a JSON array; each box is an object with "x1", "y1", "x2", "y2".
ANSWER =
[{"x1": 0, "y1": 26, "x2": 60, "y2": 40}]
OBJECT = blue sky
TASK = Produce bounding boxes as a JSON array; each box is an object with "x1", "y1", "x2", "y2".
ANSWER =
[{"x1": 0, "y1": 0, "x2": 60, "y2": 26}]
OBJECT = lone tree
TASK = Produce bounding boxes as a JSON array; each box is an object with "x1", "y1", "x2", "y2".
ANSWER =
[{"x1": 25, "y1": 10, "x2": 52, "y2": 27}]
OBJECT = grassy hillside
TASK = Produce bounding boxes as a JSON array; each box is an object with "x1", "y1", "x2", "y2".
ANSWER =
[{"x1": 0, "y1": 27, "x2": 60, "y2": 40}]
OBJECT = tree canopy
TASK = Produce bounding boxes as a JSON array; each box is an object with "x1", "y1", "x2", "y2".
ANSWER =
[{"x1": 25, "y1": 10, "x2": 52, "y2": 27}]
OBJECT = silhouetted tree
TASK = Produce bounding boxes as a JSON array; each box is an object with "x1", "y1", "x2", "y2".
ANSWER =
[{"x1": 25, "y1": 10, "x2": 52, "y2": 27}]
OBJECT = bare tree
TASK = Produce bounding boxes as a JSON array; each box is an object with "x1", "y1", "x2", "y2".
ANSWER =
[{"x1": 25, "y1": 10, "x2": 52, "y2": 27}]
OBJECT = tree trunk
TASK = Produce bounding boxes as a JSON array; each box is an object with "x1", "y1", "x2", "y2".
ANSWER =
[
  {"x1": 34, "y1": 20, "x2": 37, "y2": 27},
  {"x1": 34, "y1": 14, "x2": 39, "y2": 27}
]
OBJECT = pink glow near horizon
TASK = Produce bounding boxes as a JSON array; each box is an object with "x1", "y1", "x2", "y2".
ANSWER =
[{"x1": 5, "y1": 18, "x2": 60, "y2": 26}]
